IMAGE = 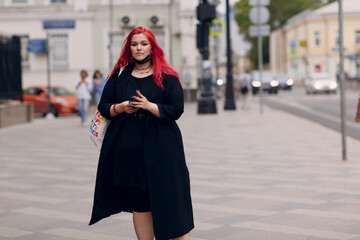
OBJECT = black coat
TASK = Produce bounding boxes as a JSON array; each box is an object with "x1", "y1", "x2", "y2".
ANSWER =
[{"x1": 89, "y1": 65, "x2": 194, "y2": 240}]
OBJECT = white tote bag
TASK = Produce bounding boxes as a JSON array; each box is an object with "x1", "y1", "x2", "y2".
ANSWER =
[
  {"x1": 89, "y1": 68, "x2": 124, "y2": 150},
  {"x1": 89, "y1": 109, "x2": 110, "y2": 151}
]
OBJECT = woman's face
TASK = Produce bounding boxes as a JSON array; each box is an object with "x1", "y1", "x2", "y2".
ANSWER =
[{"x1": 130, "y1": 33, "x2": 152, "y2": 62}]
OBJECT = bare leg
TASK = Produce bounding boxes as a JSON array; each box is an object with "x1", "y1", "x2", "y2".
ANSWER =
[
  {"x1": 173, "y1": 232, "x2": 190, "y2": 240},
  {"x1": 133, "y1": 211, "x2": 154, "y2": 240}
]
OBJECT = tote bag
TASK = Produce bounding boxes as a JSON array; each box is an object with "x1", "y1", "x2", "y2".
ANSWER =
[
  {"x1": 90, "y1": 110, "x2": 110, "y2": 151},
  {"x1": 89, "y1": 68, "x2": 124, "y2": 150}
]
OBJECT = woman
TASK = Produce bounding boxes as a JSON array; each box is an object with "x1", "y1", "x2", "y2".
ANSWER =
[
  {"x1": 89, "y1": 26, "x2": 194, "y2": 240},
  {"x1": 75, "y1": 70, "x2": 92, "y2": 126},
  {"x1": 92, "y1": 70, "x2": 106, "y2": 106}
]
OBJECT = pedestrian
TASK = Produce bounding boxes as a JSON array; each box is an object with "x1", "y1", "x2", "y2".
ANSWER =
[
  {"x1": 92, "y1": 70, "x2": 106, "y2": 106},
  {"x1": 355, "y1": 94, "x2": 360, "y2": 122},
  {"x1": 89, "y1": 26, "x2": 194, "y2": 240},
  {"x1": 239, "y1": 69, "x2": 252, "y2": 109},
  {"x1": 75, "y1": 69, "x2": 92, "y2": 126}
]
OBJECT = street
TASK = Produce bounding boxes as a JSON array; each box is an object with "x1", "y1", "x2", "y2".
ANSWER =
[
  {"x1": 262, "y1": 88, "x2": 360, "y2": 141},
  {"x1": 1, "y1": 100, "x2": 360, "y2": 239}
]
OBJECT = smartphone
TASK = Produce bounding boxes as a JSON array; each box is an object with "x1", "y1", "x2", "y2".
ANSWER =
[{"x1": 129, "y1": 96, "x2": 137, "y2": 108}]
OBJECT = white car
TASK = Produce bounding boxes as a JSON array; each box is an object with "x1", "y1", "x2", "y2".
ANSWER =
[{"x1": 305, "y1": 73, "x2": 337, "y2": 94}]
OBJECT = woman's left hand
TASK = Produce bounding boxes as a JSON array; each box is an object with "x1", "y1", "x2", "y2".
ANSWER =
[{"x1": 132, "y1": 90, "x2": 150, "y2": 110}]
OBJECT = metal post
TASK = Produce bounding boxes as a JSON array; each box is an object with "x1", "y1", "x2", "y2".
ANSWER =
[
  {"x1": 338, "y1": 0, "x2": 347, "y2": 160},
  {"x1": 197, "y1": 0, "x2": 217, "y2": 114},
  {"x1": 224, "y1": 0, "x2": 236, "y2": 110},
  {"x1": 109, "y1": 0, "x2": 113, "y2": 70},
  {"x1": 257, "y1": 0, "x2": 264, "y2": 114},
  {"x1": 168, "y1": 0, "x2": 174, "y2": 65},
  {"x1": 46, "y1": 32, "x2": 51, "y2": 114}
]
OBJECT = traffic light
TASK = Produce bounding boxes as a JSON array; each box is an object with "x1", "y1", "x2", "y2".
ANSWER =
[{"x1": 196, "y1": 2, "x2": 215, "y2": 60}]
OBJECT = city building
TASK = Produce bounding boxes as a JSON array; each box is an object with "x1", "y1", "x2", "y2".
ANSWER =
[
  {"x1": 270, "y1": 0, "x2": 360, "y2": 82},
  {"x1": 0, "y1": 0, "x2": 199, "y2": 101}
]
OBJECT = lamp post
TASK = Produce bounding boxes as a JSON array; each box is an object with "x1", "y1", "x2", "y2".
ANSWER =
[
  {"x1": 109, "y1": 0, "x2": 114, "y2": 70},
  {"x1": 224, "y1": 0, "x2": 236, "y2": 110},
  {"x1": 196, "y1": 0, "x2": 217, "y2": 114},
  {"x1": 338, "y1": 0, "x2": 347, "y2": 160},
  {"x1": 168, "y1": 0, "x2": 174, "y2": 65}
]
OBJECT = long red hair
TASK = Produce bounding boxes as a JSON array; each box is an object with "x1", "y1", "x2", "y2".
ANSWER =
[{"x1": 108, "y1": 26, "x2": 179, "y2": 89}]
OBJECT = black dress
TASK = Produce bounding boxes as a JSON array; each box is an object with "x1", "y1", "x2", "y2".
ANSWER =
[{"x1": 113, "y1": 74, "x2": 153, "y2": 213}]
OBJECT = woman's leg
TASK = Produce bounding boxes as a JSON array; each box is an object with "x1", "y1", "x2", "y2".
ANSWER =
[
  {"x1": 173, "y1": 233, "x2": 190, "y2": 240},
  {"x1": 133, "y1": 211, "x2": 154, "y2": 240}
]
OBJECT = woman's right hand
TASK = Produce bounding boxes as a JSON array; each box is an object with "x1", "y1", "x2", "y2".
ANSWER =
[{"x1": 113, "y1": 100, "x2": 138, "y2": 116}]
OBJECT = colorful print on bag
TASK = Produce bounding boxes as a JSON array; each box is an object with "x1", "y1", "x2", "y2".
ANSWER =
[{"x1": 89, "y1": 109, "x2": 110, "y2": 150}]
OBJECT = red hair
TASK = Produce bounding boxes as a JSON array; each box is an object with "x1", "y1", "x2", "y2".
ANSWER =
[{"x1": 108, "y1": 26, "x2": 179, "y2": 89}]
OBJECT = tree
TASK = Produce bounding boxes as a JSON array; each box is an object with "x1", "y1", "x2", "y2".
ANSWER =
[{"x1": 234, "y1": 0, "x2": 336, "y2": 68}]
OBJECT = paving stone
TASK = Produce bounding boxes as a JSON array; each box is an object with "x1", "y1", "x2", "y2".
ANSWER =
[{"x1": 0, "y1": 101, "x2": 360, "y2": 239}]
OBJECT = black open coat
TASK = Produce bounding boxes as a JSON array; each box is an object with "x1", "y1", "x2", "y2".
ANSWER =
[{"x1": 89, "y1": 65, "x2": 194, "y2": 240}]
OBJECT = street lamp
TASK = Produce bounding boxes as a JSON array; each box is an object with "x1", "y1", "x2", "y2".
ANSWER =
[
  {"x1": 224, "y1": 0, "x2": 236, "y2": 110},
  {"x1": 196, "y1": 0, "x2": 217, "y2": 114}
]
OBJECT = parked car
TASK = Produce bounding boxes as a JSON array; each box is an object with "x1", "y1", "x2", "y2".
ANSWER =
[
  {"x1": 23, "y1": 86, "x2": 78, "y2": 117},
  {"x1": 251, "y1": 71, "x2": 279, "y2": 94},
  {"x1": 305, "y1": 73, "x2": 337, "y2": 94},
  {"x1": 274, "y1": 73, "x2": 294, "y2": 90}
]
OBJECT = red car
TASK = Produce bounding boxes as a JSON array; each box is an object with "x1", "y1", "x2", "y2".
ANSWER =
[{"x1": 23, "y1": 86, "x2": 78, "y2": 117}]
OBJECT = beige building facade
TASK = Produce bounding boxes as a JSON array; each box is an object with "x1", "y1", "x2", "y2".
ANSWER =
[{"x1": 270, "y1": 0, "x2": 360, "y2": 82}]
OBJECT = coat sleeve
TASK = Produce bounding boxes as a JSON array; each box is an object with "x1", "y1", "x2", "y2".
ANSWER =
[
  {"x1": 98, "y1": 73, "x2": 117, "y2": 120},
  {"x1": 157, "y1": 76, "x2": 184, "y2": 124}
]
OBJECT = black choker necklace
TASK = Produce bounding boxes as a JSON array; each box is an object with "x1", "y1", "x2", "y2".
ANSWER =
[{"x1": 131, "y1": 53, "x2": 152, "y2": 65}]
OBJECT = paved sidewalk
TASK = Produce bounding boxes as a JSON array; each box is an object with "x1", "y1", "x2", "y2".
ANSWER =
[{"x1": 0, "y1": 100, "x2": 360, "y2": 240}]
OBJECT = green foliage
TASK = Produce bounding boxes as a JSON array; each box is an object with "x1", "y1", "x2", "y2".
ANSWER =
[{"x1": 234, "y1": 0, "x2": 336, "y2": 68}]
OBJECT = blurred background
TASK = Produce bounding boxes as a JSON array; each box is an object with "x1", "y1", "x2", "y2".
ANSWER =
[{"x1": 0, "y1": 0, "x2": 359, "y2": 124}]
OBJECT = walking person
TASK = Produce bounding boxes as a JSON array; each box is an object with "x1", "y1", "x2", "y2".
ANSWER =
[
  {"x1": 239, "y1": 69, "x2": 252, "y2": 109},
  {"x1": 75, "y1": 70, "x2": 92, "y2": 126},
  {"x1": 89, "y1": 26, "x2": 194, "y2": 240},
  {"x1": 92, "y1": 70, "x2": 106, "y2": 106}
]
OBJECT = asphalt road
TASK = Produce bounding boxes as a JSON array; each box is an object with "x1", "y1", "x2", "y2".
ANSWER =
[{"x1": 261, "y1": 88, "x2": 360, "y2": 141}]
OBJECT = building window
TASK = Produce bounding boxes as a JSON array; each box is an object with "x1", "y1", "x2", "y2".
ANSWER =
[
  {"x1": 355, "y1": 30, "x2": 360, "y2": 45},
  {"x1": 313, "y1": 31, "x2": 321, "y2": 47},
  {"x1": 50, "y1": 33, "x2": 68, "y2": 70},
  {"x1": 19, "y1": 35, "x2": 30, "y2": 70}
]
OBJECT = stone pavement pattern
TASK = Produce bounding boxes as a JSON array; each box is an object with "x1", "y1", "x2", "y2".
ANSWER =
[{"x1": 0, "y1": 101, "x2": 360, "y2": 240}]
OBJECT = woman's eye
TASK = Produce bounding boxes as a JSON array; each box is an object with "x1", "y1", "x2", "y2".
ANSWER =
[
  {"x1": 131, "y1": 44, "x2": 137, "y2": 47},
  {"x1": 142, "y1": 43, "x2": 148, "y2": 46}
]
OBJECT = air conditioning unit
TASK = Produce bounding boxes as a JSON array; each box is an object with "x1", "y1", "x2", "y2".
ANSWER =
[
  {"x1": 148, "y1": 15, "x2": 164, "y2": 27},
  {"x1": 120, "y1": 15, "x2": 136, "y2": 27}
]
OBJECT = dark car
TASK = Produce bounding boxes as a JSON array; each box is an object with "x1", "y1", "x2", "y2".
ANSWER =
[
  {"x1": 251, "y1": 71, "x2": 279, "y2": 94},
  {"x1": 274, "y1": 74, "x2": 294, "y2": 90}
]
